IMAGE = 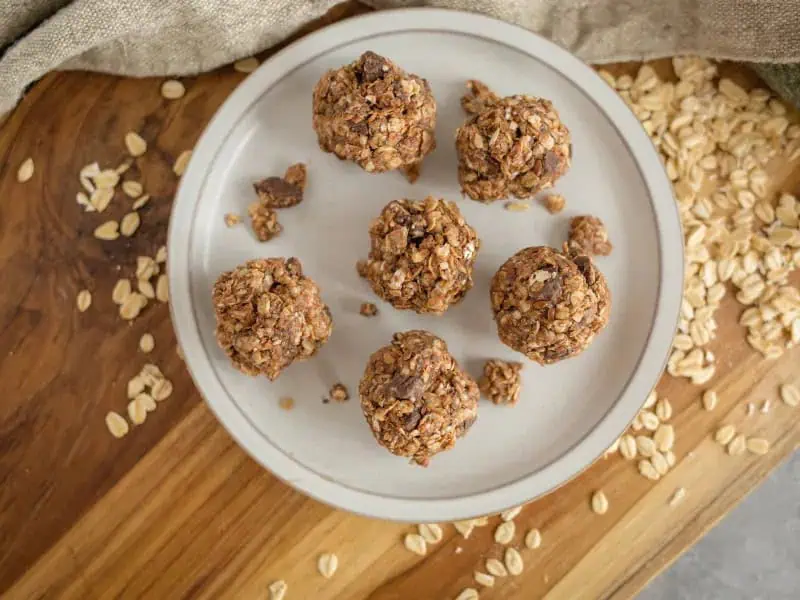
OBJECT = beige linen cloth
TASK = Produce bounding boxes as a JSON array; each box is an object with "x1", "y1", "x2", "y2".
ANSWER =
[{"x1": 2, "y1": 0, "x2": 799, "y2": 114}]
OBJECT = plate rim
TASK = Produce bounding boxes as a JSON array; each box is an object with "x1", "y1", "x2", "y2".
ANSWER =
[{"x1": 168, "y1": 7, "x2": 683, "y2": 522}]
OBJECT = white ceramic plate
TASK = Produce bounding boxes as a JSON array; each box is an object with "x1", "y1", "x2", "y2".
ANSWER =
[{"x1": 168, "y1": 9, "x2": 682, "y2": 522}]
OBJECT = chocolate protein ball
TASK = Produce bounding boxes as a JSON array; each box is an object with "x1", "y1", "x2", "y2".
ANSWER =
[
  {"x1": 359, "y1": 330, "x2": 479, "y2": 466},
  {"x1": 212, "y1": 258, "x2": 333, "y2": 380},
  {"x1": 490, "y1": 247, "x2": 610, "y2": 364},
  {"x1": 456, "y1": 89, "x2": 571, "y2": 202},
  {"x1": 361, "y1": 196, "x2": 480, "y2": 314},
  {"x1": 312, "y1": 51, "x2": 437, "y2": 176}
]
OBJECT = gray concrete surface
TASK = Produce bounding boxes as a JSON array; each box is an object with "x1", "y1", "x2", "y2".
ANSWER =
[{"x1": 639, "y1": 452, "x2": 799, "y2": 600}]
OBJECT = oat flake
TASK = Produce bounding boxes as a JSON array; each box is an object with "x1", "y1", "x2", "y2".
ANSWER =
[
  {"x1": 454, "y1": 588, "x2": 479, "y2": 600},
  {"x1": 404, "y1": 533, "x2": 427, "y2": 556},
  {"x1": 317, "y1": 553, "x2": 338, "y2": 578},
  {"x1": 76, "y1": 289, "x2": 92, "y2": 312},
  {"x1": 418, "y1": 523, "x2": 443, "y2": 544},
  {"x1": 125, "y1": 132, "x2": 147, "y2": 157},
  {"x1": 105, "y1": 411, "x2": 129, "y2": 438},
  {"x1": 16, "y1": 157, "x2": 34, "y2": 182},
  {"x1": 161, "y1": 79, "x2": 186, "y2": 100},
  {"x1": 524, "y1": 528, "x2": 542, "y2": 549},
  {"x1": 139, "y1": 333, "x2": 155, "y2": 353},
  {"x1": 485, "y1": 558, "x2": 508, "y2": 577},
  {"x1": 268, "y1": 580, "x2": 287, "y2": 600},
  {"x1": 504, "y1": 547, "x2": 523, "y2": 576},
  {"x1": 494, "y1": 521, "x2": 515, "y2": 544}
]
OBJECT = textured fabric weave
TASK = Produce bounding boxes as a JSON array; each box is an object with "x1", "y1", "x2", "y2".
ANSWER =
[{"x1": 1, "y1": 0, "x2": 799, "y2": 114}]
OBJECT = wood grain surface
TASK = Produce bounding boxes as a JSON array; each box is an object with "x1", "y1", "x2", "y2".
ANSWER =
[{"x1": 1, "y1": 2, "x2": 798, "y2": 599}]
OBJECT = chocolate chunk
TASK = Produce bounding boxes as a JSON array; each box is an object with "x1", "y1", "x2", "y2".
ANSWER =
[
  {"x1": 253, "y1": 177, "x2": 303, "y2": 209},
  {"x1": 350, "y1": 121, "x2": 369, "y2": 136},
  {"x1": 389, "y1": 373, "x2": 426, "y2": 400},
  {"x1": 402, "y1": 407, "x2": 423, "y2": 431},
  {"x1": 536, "y1": 276, "x2": 563, "y2": 302},
  {"x1": 544, "y1": 151, "x2": 561, "y2": 173},
  {"x1": 359, "y1": 51, "x2": 389, "y2": 83}
]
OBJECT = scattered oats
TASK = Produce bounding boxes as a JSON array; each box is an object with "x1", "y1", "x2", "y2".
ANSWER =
[
  {"x1": 132, "y1": 194, "x2": 150, "y2": 210},
  {"x1": 156, "y1": 274, "x2": 169, "y2": 303},
  {"x1": 524, "y1": 528, "x2": 542, "y2": 549},
  {"x1": 120, "y1": 212, "x2": 141, "y2": 237},
  {"x1": 727, "y1": 434, "x2": 747, "y2": 456},
  {"x1": 234, "y1": 57, "x2": 259, "y2": 73},
  {"x1": 120, "y1": 293, "x2": 145, "y2": 320},
  {"x1": 76, "y1": 191, "x2": 93, "y2": 211},
  {"x1": 161, "y1": 79, "x2": 186, "y2": 100},
  {"x1": 116, "y1": 160, "x2": 132, "y2": 175},
  {"x1": 746, "y1": 437, "x2": 770, "y2": 455},
  {"x1": 760, "y1": 399, "x2": 771, "y2": 414},
  {"x1": 404, "y1": 533, "x2": 427, "y2": 556},
  {"x1": 139, "y1": 333, "x2": 155, "y2": 353},
  {"x1": 636, "y1": 435, "x2": 657, "y2": 458},
  {"x1": 268, "y1": 580, "x2": 287, "y2": 600},
  {"x1": 90, "y1": 187, "x2": 114, "y2": 212},
  {"x1": 591, "y1": 490, "x2": 609, "y2": 515},
  {"x1": 638, "y1": 459, "x2": 660, "y2": 481},
  {"x1": 16, "y1": 157, "x2": 34, "y2": 182},
  {"x1": 122, "y1": 180, "x2": 143, "y2": 198},
  {"x1": 112, "y1": 279, "x2": 132, "y2": 304},
  {"x1": 780, "y1": 383, "x2": 799, "y2": 407},
  {"x1": 329, "y1": 382, "x2": 349, "y2": 403},
  {"x1": 155, "y1": 245, "x2": 167, "y2": 263},
  {"x1": 651, "y1": 451, "x2": 670, "y2": 476},
  {"x1": 127, "y1": 376, "x2": 145, "y2": 399},
  {"x1": 702, "y1": 389, "x2": 718, "y2": 411},
  {"x1": 105, "y1": 411, "x2": 129, "y2": 438},
  {"x1": 136, "y1": 392, "x2": 157, "y2": 413},
  {"x1": 418, "y1": 523, "x2": 443, "y2": 544},
  {"x1": 639, "y1": 410, "x2": 660, "y2": 431},
  {"x1": 669, "y1": 487, "x2": 687, "y2": 507},
  {"x1": 279, "y1": 396, "x2": 294, "y2": 411},
  {"x1": 664, "y1": 450, "x2": 677, "y2": 467},
  {"x1": 76, "y1": 289, "x2": 92, "y2": 312},
  {"x1": 504, "y1": 547, "x2": 523, "y2": 576},
  {"x1": 224, "y1": 213, "x2": 242, "y2": 227},
  {"x1": 715, "y1": 424, "x2": 736, "y2": 445},
  {"x1": 606, "y1": 437, "x2": 621, "y2": 455},
  {"x1": 127, "y1": 398, "x2": 147, "y2": 425},
  {"x1": 173, "y1": 150, "x2": 192, "y2": 176},
  {"x1": 474, "y1": 572, "x2": 495, "y2": 588},
  {"x1": 643, "y1": 390, "x2": 658, "y2": 409},
  {"x1": 151, "y1": 379, "x2": 173, "y2": 402},
  {"x1": 124, "y1": 132, "x2": 147, "y2": 157},
  {"x1": 454, "y1": 520, "x2": 475, "y2": 539},
  {"x1": 138, "y1": 278, "x2": 155, "y2": 299},
  {"x1": 94, "y1": 220, "x2": 120, "y2": 241},
  {"x1": 94, "y1": 169, "x2": 120, "y2": 189},
  {"x1": 485, "y1": 558, "x2": 508, "y2": 577},
  {"x1": 654, "y1": 424, "x2": 675, "y2": 452},
  {"x1": 454, "y1": 588, "x2": 479, "y2": 600},
  {"x1": 619, "y1": 434, "x2": 637, "y2": 460},
  {"x1": 137, "y1": 256, "x2": 157, "y2": 280},
  {"x1": 494, "y1": 521, "x2": 515, "y2": 545},
  {"x1": 544, "y1": 193, "x2": 566, "y2": 214},
  {"x1": 500, "y1": 505, "x2": 522, "y2": 522},
  {"x1": 317, "y1": 553, "x2": 338, "y2": 578},
  {"x1": 504, "y1": 201, "x2": 529, "y2": 212},
  {"x1": 655, "y1": 398, "x2": 673, "y2": 421}
]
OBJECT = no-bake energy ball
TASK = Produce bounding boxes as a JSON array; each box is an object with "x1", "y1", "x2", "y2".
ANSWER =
[
  {"x1": 490, "y1": 247, "x2": 610, "y2": 364},
  {"x1": 312, "y1": 51, "x2": 437, "y2": 175},
  {"x1": 361, "y1": 196, "x2": 480, "y2": 314},
  {"x1": 359, "y1": 330, "x2": 479, "y2": 466},
  {"x1": 212, "y1": 258, "x2": 333, "y2": 380},
  {"x1": 456, "y1": 95, "x2": 571, "y2": 202}
]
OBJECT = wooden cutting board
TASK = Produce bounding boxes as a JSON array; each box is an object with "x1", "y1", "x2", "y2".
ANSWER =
[{"x1": 1, "y1": 3, "x2": 798, "y2": 599}]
